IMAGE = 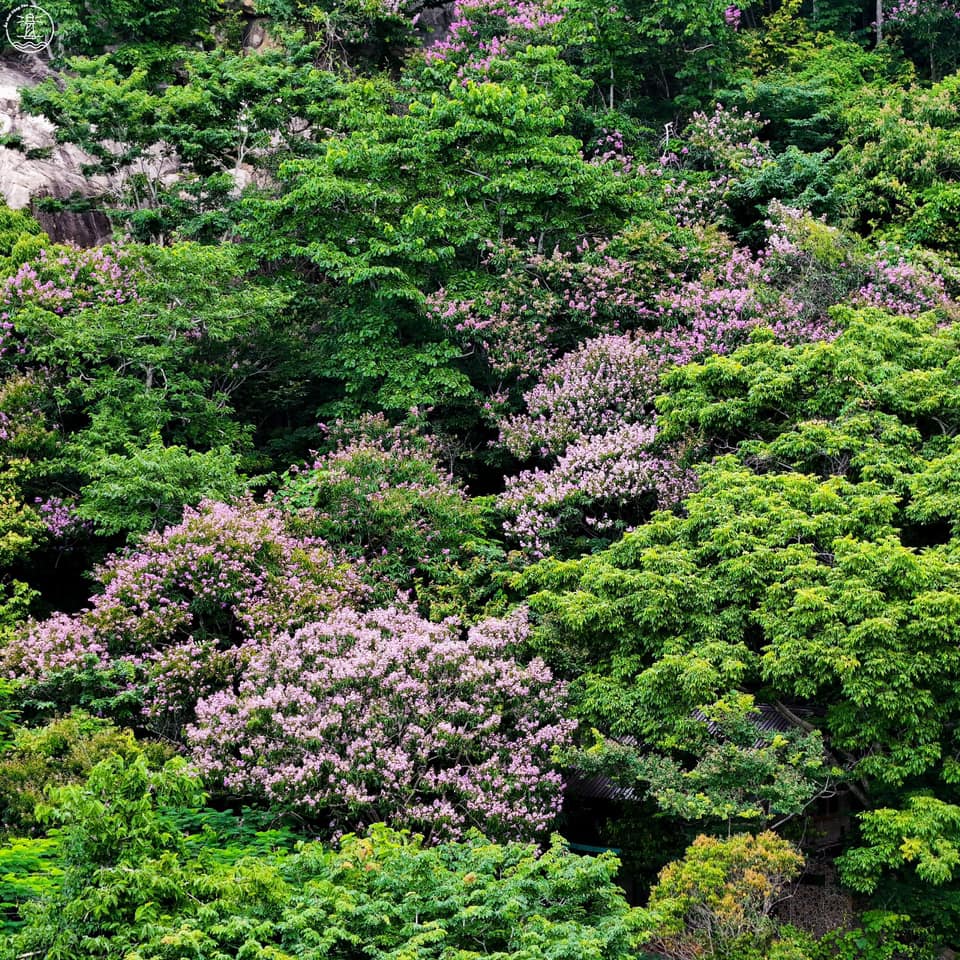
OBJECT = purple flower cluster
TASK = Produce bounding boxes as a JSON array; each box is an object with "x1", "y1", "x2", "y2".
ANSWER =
[
  {"x1": 1, "y1": 245, "x2": 142, "y2": 322},
  {"x1": 8, "y1": 614, "x2": 107, "y2": 678},
  {"x1": 886, "y1": 0, "x2": 960, "y2": 22},
  {"x1": 500, "y1": 421, "x2": 696, "y2": 555},
  {"x1": 586, "y1": 129, "x2": 633, "y2": 176},
  {"x1": 640, "y1": 104, "x2": 768, "y2": 228},
  {"x1": 853, "y1": 253, "x2": 953, "y2": 316},
  {"x1": 427, "y1": 239, "x2": 643, "y2": 380},
  {"x1": 684, "y1": 103, "x2": 767, "y2": 171},
  {"x1": 643, "y1": 243, "x2": 831, "y2": 355},
  {"x1": 32, "y1": 496, "x2": 93, "y2": 540},
  {"x1": 499, "y1": 332, "x2": 661, "y2": 458},
  {"x1": 660, "y1": 173, "x2": 733, "y2": 228},
  {"x1": 495, "y1": 232, "x2": 842, "y2": 553},
  {"x1": 725, "y1": 4, "x2": 742, "y2": 29},
  {"x1": 187, "y1": 606, "x2": 575, "y2": 841},
  {"x1": 0, "y1": 319, "x2": 14, "y2": 362},
  {"x1": 3, "y1": 497, "x2": 364, "y2": 731},
  {"x1": 424, "y1": 0, "x2": 561, "y2": 78}
]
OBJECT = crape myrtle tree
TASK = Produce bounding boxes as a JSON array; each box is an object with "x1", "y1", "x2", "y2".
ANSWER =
[
  {"x1": 1, "y1": 497, "x2": 365, "y2": 729},
  {"x1": 425, "y1": 0, "x2": 748, "y2": 115},
  {"x1": 491, "y1": 208, "x2": 870, "y2": 558},
  {"x1": 17, "y1": 19, "x2": 649, "y2": 423},
  {"x1": 187, "y1": 606, "x2": 575, "y2": 841},
  {"x1": 3, "y1": 496, "x2": 575, "y2": 843},
  {"x1": 17, "y1": 16, "x2": 694, "y2": 438}
]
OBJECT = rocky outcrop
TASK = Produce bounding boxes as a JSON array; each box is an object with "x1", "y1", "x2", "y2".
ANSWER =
[
  {"x1": 412, "y1": 1, "x2": 458, "y2": 44},
  {"x1": 0, "y1": 56, "x2": 116, "y2": 245},
  {"x1": 241, "y1": 18, "x2": 280, "y2": 51}
]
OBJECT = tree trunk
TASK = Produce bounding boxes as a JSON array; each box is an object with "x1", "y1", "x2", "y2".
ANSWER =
[{"x1": 876, "y1": 0, "x2": 883, "y2": 45}]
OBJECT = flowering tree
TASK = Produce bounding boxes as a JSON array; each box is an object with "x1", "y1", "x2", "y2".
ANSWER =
[
  {"x1": 684, "y1": 103, "x2": 767, "y2": 173},
  {"x1": 885, "y1": 0, "x2": 960, "y2": 80},
  {"x1": 498, "y1": 333, "x2": 662, "y2": 458},
  {"x1": 5, "y1": 499, "x2": 575, "y2": 845},
  {"x1": 426, "y1": 239, "x2": 645, "y2": 383},
  {"x1": 187, "y1": 606, "x2": 575, "y2": 842},
  {"x1": 500, "y1": 421, "x2": 695, "y2": 557},
  {"x1": 651, "y1": 103, "x2": 769, "y2": 230},
  {"x1": 4, "y1": 498, "x2": 363, "y2": 732},
  {"x1": 494, "y1": 229, "x2": 840, "y2": 555},
  {"x1": 422, "y1": 0, "x2": 562, "y2": 80},
  {"x1": 853, "y1": 248, "x2": 956, "y2": 316},
  {"x1": 0, "y1": 245, "x2": 141, "y2": 335}
]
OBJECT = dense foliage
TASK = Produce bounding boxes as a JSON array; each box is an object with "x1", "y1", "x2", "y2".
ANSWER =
[{"x1": 4, "y1": 0, "x2": 960, "y2": 956}]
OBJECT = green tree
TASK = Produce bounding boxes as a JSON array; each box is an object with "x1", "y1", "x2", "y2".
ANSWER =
[
  {"x1": 34, "y1": 0, "x2": 220, "y2": 55},
  {"x1": 2, "y1": 241, "x2": 303, "y2": 538},
  {"x1": 839, "y1": 796, "x2": 960, "y2": 893},
  {"x1": 643, "y1": 831, "x2": 806, "y2": 960},
  {"x1": 0, "y1": 712, "x2": 171, "y2": 835},
  {"x1": 73, "y1": 434, "x2": 248, "y2": 537},
  {"x1": 3, "y1": 757, "x2": 647, "y2": 959},
  {"x1": 556, "y1": 0, "x2": 745, "y2": 113},
  {"x1": 240, "y1": 61, "x2": 635, "y2": 416},
  {"x1": 834, "y1": 73, "x2": 960, "y2": 243},
  {"x1": 521, "y1": 309, "x2": 960, "y2": 804},
  {"x1": 572, "y1": 694, "x2": 831, "y2": 831},
  {"x1": 0, "y1": 208, "x2": 46, "y2": 277},
  {"x1": 275, "y1": 414, "x2": 501, "y2": 612}
]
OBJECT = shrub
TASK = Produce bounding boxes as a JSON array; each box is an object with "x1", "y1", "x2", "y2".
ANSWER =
[
  {"x1": 644, "y1": 831, "x2": 805, "y2": 960},
  {"x1": 0, "y1": 712, "x2": 170, "y2": 835},
  {"x1": 276, "y1": 415, "x2": 494, "y2": 608}
]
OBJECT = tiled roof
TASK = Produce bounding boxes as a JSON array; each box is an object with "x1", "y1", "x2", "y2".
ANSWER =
[
  {"x1": 691, "y1": 703, "x2": 797, "y2": 749},
  {"x1": 567, "y1": 703, "x2": 806, "y2": 802}
]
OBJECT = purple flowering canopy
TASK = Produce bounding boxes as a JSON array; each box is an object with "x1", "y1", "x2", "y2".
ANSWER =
[{"x1": 188, "y1": 605, "x2": 575, "y2": 842}]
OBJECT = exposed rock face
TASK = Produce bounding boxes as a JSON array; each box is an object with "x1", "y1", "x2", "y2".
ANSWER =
[
  {"x1": 242, "y1": 18, "x2": 279, "y2": 51},
  {"x1": 31, "y1": 204, "x2": 113, "y2": 247},
  {"x1": 413, "y1": 1, "x2": 457, "y2": 45},
  {"x1": 0, "y1": 56, "x2": 116, "y2": 245},
  {"x1": 0, "y1": 10, "x2": 455, "y2": 246}
]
